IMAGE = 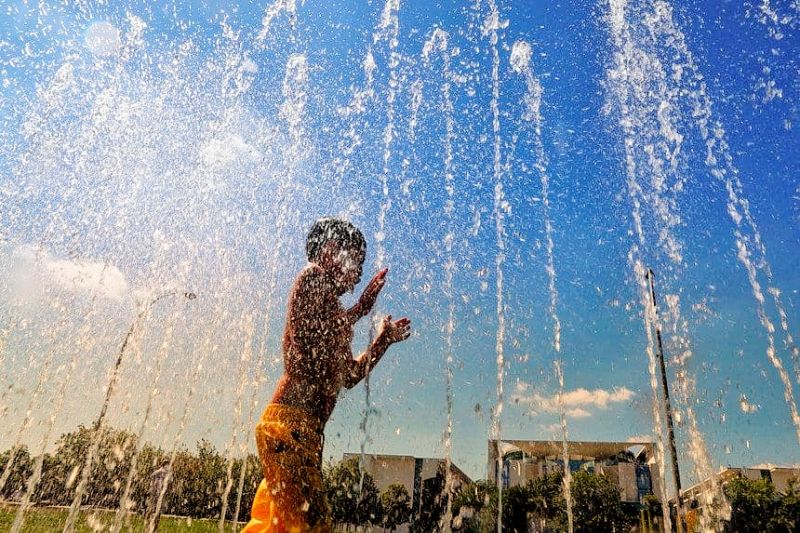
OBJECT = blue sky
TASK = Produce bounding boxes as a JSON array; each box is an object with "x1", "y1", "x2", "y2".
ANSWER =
[{"x1": 0, "y1": 0, "x2": 798, "y2": 489}]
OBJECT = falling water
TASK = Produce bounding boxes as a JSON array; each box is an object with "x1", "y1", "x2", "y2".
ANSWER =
[
  {"x1": 483, "y1": 1, "x2": 508, "y2": 529},
  {"x1": 360, "y1": 0, "x2": 402, "y2": 495},
  {"x1": 605, "y1": 1, "x2": 677, "y2": 528},
  {"x1": 109, "y1": 313, "x2": 180, "y2": 533},
  {"x1": 218, "y1": 314, "x2": 255, "y2": 532},
  {"x1": 606, "y1": 0, "x2": 800, "y2": 529},
  {"x1": 422, "y1": 27, "x2": 457, "y2": 530},
  {"x1": 150, "y1": 318, "x2": 222, "y2": 531},
  {"x1": 11, "y1": 304, "x2": 110, "y2": 532},
  {"x1": 0, "y1": 323, "x2": 63, "y2": 495},
  {"x1": 656, "y1": 1, "x2": 800, "y2": 445},
  {"x1": 509, "y1": 39, "x2": 575, "y2": 533},
  {"x1": 62, "y1": 298, "x2": 159, "y2": 533}
]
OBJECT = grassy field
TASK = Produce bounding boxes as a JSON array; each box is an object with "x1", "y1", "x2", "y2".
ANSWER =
[{"x1": 0, "y1": 504, "x2": 242, "y2": 532}]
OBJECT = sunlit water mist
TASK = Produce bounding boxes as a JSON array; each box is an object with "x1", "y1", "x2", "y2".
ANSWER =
[
  {"x1": 0, "y1": 0, "x2": 798, "y2": 530},
  {"x1": 422, "y1": 26, "x2": 457, "y2": 529}
]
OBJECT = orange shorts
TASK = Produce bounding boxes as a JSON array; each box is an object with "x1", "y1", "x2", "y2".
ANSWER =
[{"x1": 242, "y1": 404, "x2": 332, "y2": 533}]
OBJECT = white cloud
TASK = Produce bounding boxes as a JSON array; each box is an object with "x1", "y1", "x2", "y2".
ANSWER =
[
  {"x1": 8, "y1": 245, "x2": 128, "y2": 301},
  {"x1": 626, "y1": 434, "x2": 653, "y2": 443},
  {"x1": 513, "y1": 381, "x2": 635, "y2": 419},
  {"x1": 542, "y1": 423, "x2": 562, "y2": 435}
]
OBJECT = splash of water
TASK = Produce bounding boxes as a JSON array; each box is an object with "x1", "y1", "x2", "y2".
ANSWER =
[
  {"x1": 256, "y1": 0, "x2": 301, "y2": 42},
  {"x1": 510, "y1": 38, "x2": 574, "y2": 533},
  {"x1": 218, "y1": 314, "x2": 255, "y2": 532},
  {"x1": 606, "y1": 2, "x2": 675, "y2": 528},
  {"x1": 423, "y1": 27, "x2": 457, "y2": 531},
  {"x1": 484, "y1": 1, "x2": 508, "y2": 529},
  {"x1": 360, "y1": 0, "x2": 402, "y2": 497}
]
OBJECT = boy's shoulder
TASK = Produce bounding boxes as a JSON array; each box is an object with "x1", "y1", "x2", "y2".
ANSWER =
[{"x1": 295, "y1": 263, "x2": 334, "y2": 294}]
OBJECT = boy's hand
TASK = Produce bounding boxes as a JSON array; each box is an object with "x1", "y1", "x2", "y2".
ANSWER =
[
  {"x1": 378, "y1": 315, "x2": 411, "y2": 345},
  {"x1": 356, "y1": 268, "x2": 388, "y2": 318}
]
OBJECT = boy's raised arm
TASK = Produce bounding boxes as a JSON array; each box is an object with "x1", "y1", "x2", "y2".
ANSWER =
[
  {"x1": 346, "y1": 268, "x2": 388, "y2": 325},
  {"x1": 344, "y1": 314, "x2": 411, "y2": 388}
]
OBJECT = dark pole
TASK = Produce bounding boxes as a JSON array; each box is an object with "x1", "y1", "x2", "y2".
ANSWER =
[{"x1": 646, "y1": 269, "x2": 684, "y2": 533}]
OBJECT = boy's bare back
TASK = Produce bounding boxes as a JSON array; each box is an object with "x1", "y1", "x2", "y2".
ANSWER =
[
  {"x1": 271, "y1": 236, "x2": 410, "y2": 424},
  {"x1": 271, "y1": 264, "x2": 351, "y2": 422}
]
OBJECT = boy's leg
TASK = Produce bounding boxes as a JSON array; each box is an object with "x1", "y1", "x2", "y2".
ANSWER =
[{"x1": 243, "y1": 405, "x2": 331, "y2": 532}]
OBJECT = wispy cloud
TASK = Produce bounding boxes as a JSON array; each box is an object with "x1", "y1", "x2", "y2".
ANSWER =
[
  {"x1": 8, "y1": 244, "x2": 128, "y2": 300},
  {"x1": 512, "y1": 382, "x2": 635, "y2": 419}
]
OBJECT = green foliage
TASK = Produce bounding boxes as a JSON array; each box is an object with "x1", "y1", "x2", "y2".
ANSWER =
[
  {"x1": 501, "y1": 484, "x2": 532, "y2": 533},
  {"x1": 324, "y1": 456, "x2": 381, "y2": 527},
  {"x1": 642, "y1": 493, "x2": 662, "y2": 517},
  {"x1": 528, "y1": 472, "x2": 567, "y2": 530},
  {"x1": 0, "y1": 444, "x2": 33, "y2": 499},
  {"x1": 723, "y1": 475, "x2": 794, "y2": 533},
  {"x1": 381, "y1": 483, "x2": 411, "y2": 531},
  {"x1": 0, "y1": 425, "x2": 261, "y2": 524},
  {"x1": 451, "y1": 480, "x2": 497, "y2": 532},
  {"x1": 778, "y1": 477, "x2": 800, "y2": 531},
  {"x1": 570, "y1": 470, "x2": 631, "y2": 533}
]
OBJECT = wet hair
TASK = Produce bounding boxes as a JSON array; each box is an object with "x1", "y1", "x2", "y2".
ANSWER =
[{"x1": 306, "y1": 218, "x2": 366, "y2": 262}]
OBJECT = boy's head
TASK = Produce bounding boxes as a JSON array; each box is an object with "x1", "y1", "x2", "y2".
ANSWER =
[{"x1": 306, "y1": 218, "x2": 366, "y2": 292}]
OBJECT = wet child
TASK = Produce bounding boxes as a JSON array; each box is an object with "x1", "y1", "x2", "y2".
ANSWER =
[{"x1": 243, "y1": 218, "x2": 411, "y2": 532}]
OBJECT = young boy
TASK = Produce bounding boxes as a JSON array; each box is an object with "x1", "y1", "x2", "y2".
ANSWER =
[{"x1": 243, "y1": 218, "x2": 411, "y2": 532}]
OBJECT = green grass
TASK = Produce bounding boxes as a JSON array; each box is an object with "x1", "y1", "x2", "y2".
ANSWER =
[{"x1": 0, "y1": 504, "x2": 242, "y2": 532}]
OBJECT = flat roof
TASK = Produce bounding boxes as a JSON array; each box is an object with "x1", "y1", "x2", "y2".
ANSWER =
[{"x1": 489, "y1": 439, "x2": 654, "y2": 460}]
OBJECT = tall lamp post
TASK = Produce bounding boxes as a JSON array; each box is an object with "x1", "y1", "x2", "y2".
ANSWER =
[
  {"x1": 62, "y1": 290, "x2": 195, "y2": 533},
  {"x1": 646, "y1": 269, "x2": 684, "y2": 533}
]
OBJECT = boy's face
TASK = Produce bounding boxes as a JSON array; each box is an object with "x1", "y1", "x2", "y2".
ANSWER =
[{"x1": 327, "y1": 245, "x2": 365, "y2": 294}]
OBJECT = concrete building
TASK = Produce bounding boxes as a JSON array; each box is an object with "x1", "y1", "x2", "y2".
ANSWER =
[
  {"x1": 342, "y1": 453, "x2": 472, "y2": 531},
  {"x1": 487, "y1": 439, "x2": 659, "y2": 505}
]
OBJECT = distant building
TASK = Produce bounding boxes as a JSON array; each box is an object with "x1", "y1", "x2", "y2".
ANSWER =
[
  {"x1": 487, "y1": 439, "x2": 659, "y2": 505},
  {"x1": 342, "y1": 453, "x2": 472, "y2": 531}
]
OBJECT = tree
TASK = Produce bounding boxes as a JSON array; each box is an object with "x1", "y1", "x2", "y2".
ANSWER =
[
  {"x1": 778, "y1": 477, "x2": 800, "y2": 532},
  {"x1": 571, "y1": 470, "x2": 630, "y2": 533},
  {"x1": 528, "y1": 471, "x2": 567, "y2": 531},
  {"x1": 39, "y1": 425, "x2": 138, "y2": 508},
  {"x1": 324, "y1": 457, "x2": 381, "y2": 529},
  {"x1": 0, "y1": 444, "x2": 33, "y2": 500},
  {"x1": 451, "y1": 480, "x2": 497, "y2": 532},
  {"x1": 381, "y1": 483, "x2": 411, "y2": 531},
  {"x1": 723, "y1": 476, "x2": 786, "y2": 533},
  {"x1": 502, "y1": 484, "x2": 532, "y2": 533}
]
